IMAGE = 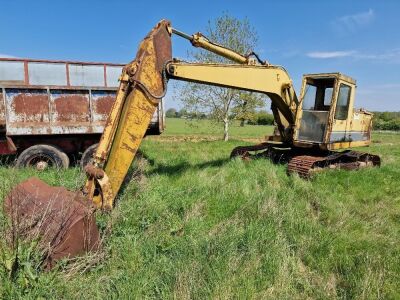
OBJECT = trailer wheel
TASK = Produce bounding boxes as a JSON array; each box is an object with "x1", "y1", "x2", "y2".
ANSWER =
[
  {"x1": 16, "y1": 145, "x2": 70, "y2": 170},
  {"x1": 80, "y1": 143, "x2": 98, "y2": 169}
]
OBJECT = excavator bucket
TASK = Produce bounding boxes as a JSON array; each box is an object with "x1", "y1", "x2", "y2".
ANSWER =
[
  {"x1": 4, "y1": 177, "x2": 99, "y2": 268},
  {"x1": 3, "y1": 20, "x2": 173, "y2": 268}
]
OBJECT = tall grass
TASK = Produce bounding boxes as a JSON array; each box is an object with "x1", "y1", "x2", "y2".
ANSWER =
[{"x1": 0, "y1": 130, "x2": 399, "y2": 299}]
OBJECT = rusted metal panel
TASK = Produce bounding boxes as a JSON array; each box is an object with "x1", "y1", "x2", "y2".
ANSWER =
[
  {"x1": 0, "y1": 58, "x2": 165, "y2": 137},
  {"x1": 6, "y1": 88, "x2": 50, "y2": 124},
  {"x1": 3, "y1": 87, "x2": 164, "y2": 136},
  {"x1": 0, "y1": 89, "x2": 5, "y2": 131},
  {"x1": 91, "y1": 90, "x2": 115, "y2": 123},
  {"x1": 50, "y1": 90, "x2": 90, "y2": 123}
]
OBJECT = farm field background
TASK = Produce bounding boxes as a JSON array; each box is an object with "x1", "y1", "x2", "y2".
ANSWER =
[
  {"x1": 0, "y1": 118, "x2": 399, "y2": 299},
  {"x1": 160, "y1": 118, "x2": 274, "y2": 140}
]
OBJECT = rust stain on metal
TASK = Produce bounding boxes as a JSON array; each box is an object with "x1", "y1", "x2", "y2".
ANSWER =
[
  {"x1": 0, "y1": 80, "x2": 25, "y2": 85},
  {"x1": 93, "y1": 95, "x2": 114, "y2": 116},
  {"x1": 4, "y1": 177, "x2": 100, "y2": 269},
  {"x1": 152, "y1": 20, "x2": 172, "y2": 77},
  {"x1": 0, "y1": 90, "x2": 5, "y2": 130},
  {"x1": 11, "y1": 93, "x2": 49, "y2": 122},
  {"x1": 84, "y1": 164, "x2": 105, "y2": 179},
  {"x1": 53, "y1": 94, "x2": 90, "y2": 122}
]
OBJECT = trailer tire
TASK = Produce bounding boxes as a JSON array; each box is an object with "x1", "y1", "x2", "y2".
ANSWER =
[
  {"x1": 80, "y1": 143, "x2": 98, "y2": 169},
  {"x1": 16, "y1": 144, "x2": 70, "y2": 170}
]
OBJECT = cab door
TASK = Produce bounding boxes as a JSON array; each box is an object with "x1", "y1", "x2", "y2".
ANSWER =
[
  {"x1": 297, "y1": 78, "x2": 334, "y2": 143},
  {"x1": 330, "y1": 82, "x2": 352, "y2": 142}
]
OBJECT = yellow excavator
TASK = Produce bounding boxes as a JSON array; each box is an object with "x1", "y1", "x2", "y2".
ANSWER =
[{"x1": 4, "y1": 20, "x2": 380, "y2": 267}]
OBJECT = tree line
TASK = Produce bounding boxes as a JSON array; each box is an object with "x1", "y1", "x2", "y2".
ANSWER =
[
  {"x1": 166, "y1": 108, "x2": 275, "y2": 126},
  {"x1": 372, "y1": 112, "x2": 400, "y2": 131},
  {"x1": 166, "y1": 107, "x2": 400, "y2": 131}
]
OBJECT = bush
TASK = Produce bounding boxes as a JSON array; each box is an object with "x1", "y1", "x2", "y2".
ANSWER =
[
  {"x1": 374, "y1": 119, "x2": 400, "y2": 131},
  {"x1": 248, "y1": 111, "x2": 274, "y2": 125},
  {"x1": 166, "y1": 108, "x2": 178, "y2": 118},
  {"x1": 372, "y1": 111, "x2": 400, "y2": 131}
]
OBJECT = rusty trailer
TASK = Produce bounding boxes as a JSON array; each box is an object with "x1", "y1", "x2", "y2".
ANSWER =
[{"x1": 0, "y1": 58, "x2": 165, "y2": 168}]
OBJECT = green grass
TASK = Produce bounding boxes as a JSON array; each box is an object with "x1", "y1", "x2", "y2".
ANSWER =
[
  {"x1": 162, "y1": 118, "x2": 274, "y2": 139},
  {"x1": 0, "y1": 120, "x2": 399, "y2": 299}
]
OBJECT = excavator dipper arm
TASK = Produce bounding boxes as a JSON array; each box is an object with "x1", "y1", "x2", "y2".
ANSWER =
[{"x1": 84, "y1": 20, "x2": 172, "y2": 210}]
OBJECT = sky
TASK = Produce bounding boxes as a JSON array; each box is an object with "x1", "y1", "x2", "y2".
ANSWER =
[{"x1": 0, "y1": 0, "x2": 399, "y2": 111}]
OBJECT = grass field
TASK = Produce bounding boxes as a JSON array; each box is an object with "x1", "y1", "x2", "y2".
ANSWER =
[
  {"x1": 161, "y1": 118, "x2": 274, "y2": 140},
  {"x1": 1, "y1": 118, "x2": 399, "y2": 299}
]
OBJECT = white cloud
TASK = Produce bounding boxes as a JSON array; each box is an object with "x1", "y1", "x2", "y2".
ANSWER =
[
  {"x1": 0, "y1": 53, "x2": 17, "y2": 58},
  {"x1": 358, "y1": 83, "x2": 400, "y2": 94},
  {"x1": 332, "y1": 9, "x2": 375, "y2": 35},
  {"x1": 307, "y1": 51, "x2": 356, "y2": 59},
  {"x1": 307, "y1": 48, "x2": 400, "y2": 63},
  {"x1": 355, "y1": 48, "x2": 400, "y2": 62}
]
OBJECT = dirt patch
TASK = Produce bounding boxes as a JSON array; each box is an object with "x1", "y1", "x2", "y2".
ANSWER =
[{"x1": 147, "y1": 135, "x2": 265, "y2": 143}]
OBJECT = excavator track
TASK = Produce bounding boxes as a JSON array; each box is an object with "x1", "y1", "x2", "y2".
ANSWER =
[
  {"x1": 287, "y1": 150, "x2": 381, "y2": 178},
  {"x1": 230, "y1": 143, "x2": 270, "y2": 159},
  {"x1": 287, "y1": 155, "x2": 325, "y2": 178},
  {"x1": 231, "y1": 145, "x2": 381, "y2": 179}
]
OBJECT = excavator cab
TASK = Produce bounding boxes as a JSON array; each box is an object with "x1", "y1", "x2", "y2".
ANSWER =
[{"x1": 295, "y1": 73, "x2": 373, "y2": 150}]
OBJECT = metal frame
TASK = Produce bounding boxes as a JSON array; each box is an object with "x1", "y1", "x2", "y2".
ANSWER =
[{"x1": 0, "y1": 57, "x2": 125, "y2": 88}]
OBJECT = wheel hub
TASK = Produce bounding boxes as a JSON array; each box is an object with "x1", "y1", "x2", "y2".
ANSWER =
[{"x1": 36, "y1": 160, "x2": 49, "y2": 171}]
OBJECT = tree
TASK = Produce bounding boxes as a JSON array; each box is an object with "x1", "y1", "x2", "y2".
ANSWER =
[
  {"x1": 231, "y1": 92, "x2": 265, "y2": 126},
  {"x1": 255, "y1": 111, "x2": 274, "y2": 125},
  {"x1": 178, "y1": 108, "x2": 188, "y2": 118},
  {"x1": 179, "y1": 13, "x2": 265, "y2": 141},
  {"x1": 165, "y1": 108, "x2": 177, "y2": 118}
]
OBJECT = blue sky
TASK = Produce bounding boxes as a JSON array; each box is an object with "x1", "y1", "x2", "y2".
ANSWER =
[{"x1": 0, "y1": 0, "x2": 399, "y2": 111}]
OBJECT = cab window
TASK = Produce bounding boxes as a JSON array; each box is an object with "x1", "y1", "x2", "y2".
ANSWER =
[
  {"x1": 302, "y1": 78, "x2": 335, "y2": 111},
  {"x1": 335, "y1": 84, "x2": 351, "y2": 120},
  {"x1": 302, "y1": 84, "x2": 317, "y2": 110}
]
